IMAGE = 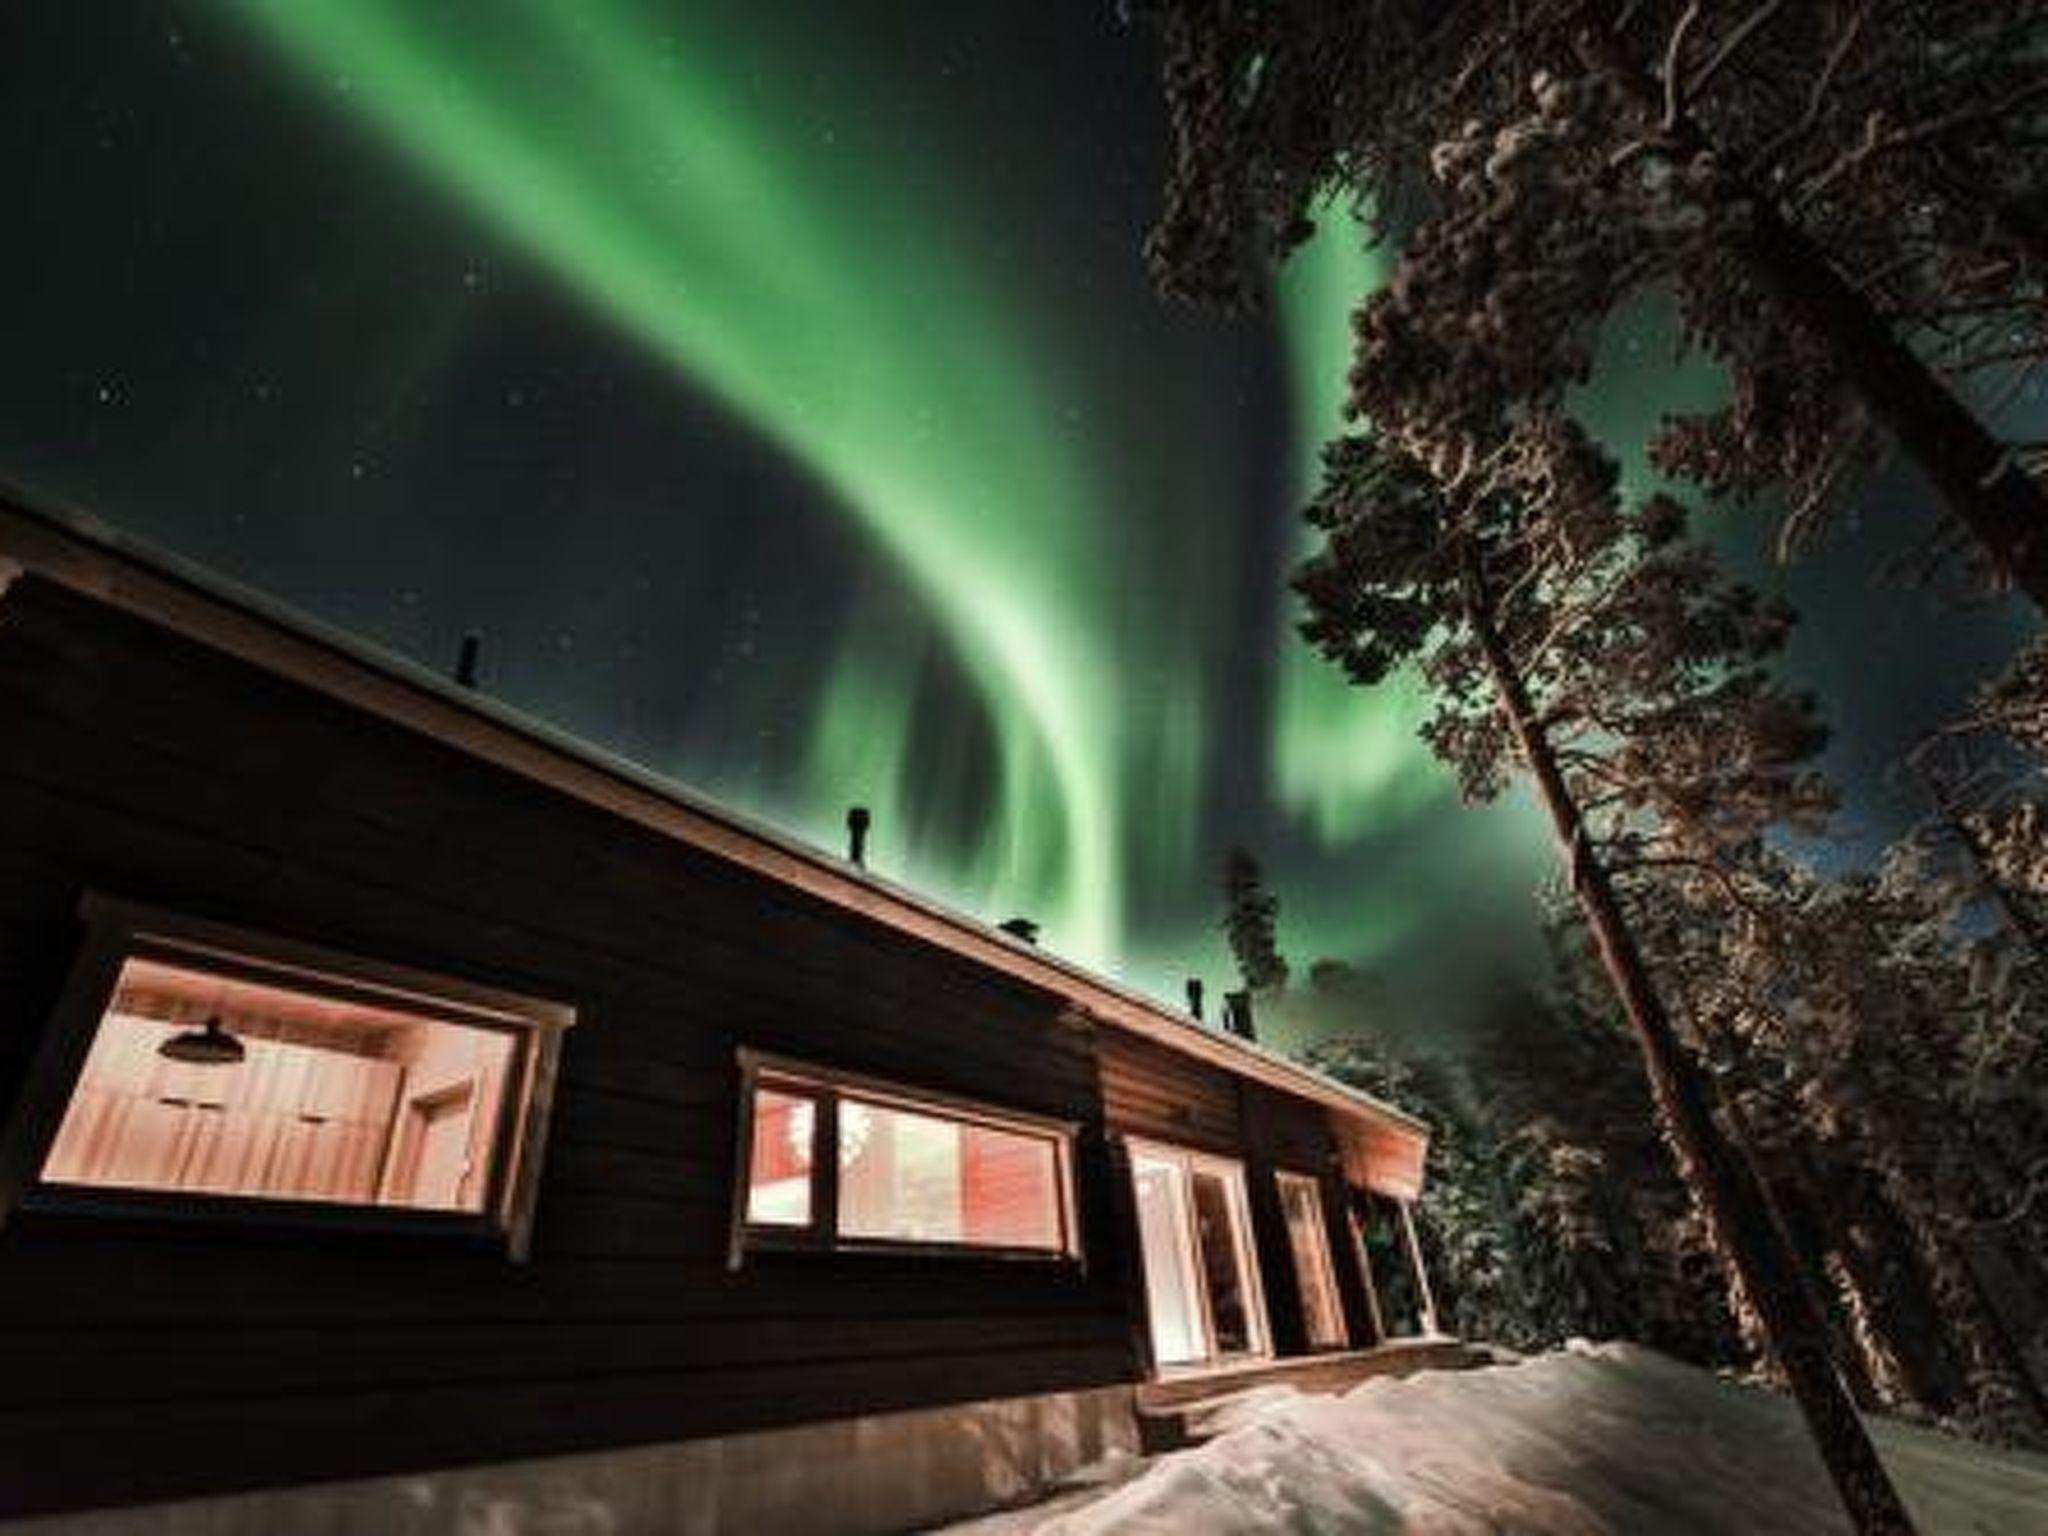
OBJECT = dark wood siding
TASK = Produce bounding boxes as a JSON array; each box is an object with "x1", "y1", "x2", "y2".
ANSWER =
[
  {"x1": 1097, "y1": 1030, "x2": 1240, "y2": 1153},
  {"x1": 1098, "y1": 1036, "x2": 1385, "y2": 1361},
  {"x1": 0, "y1": 579, "x2": 1139, "y2": 1518},
  {"x1": 1240, "y1": 1083, "x2": 1376, "y2": 1355}
]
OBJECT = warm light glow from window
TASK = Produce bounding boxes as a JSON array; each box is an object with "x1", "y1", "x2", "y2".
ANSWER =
[
  {"x1": 741, "y1": 1067, "x2": 1073, "y2": 1257},
  {"x1": 1127, "y1": 1142, "x2": 1269, "y2": 1365},
  {"x1": 40, "y1": 956, "x2": 519, "y2": 1215},
  {"x1": 838, "y1": 1096, "x2": 1063, "y2": 1250},
  {"x1": 746, "y1": 1087, "x2": 815, "y2": 1226}
]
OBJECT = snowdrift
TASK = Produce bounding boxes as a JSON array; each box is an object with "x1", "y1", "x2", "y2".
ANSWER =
[{"x1": 973, "y1": 1342, "x2": 2048, "y2": 1534}]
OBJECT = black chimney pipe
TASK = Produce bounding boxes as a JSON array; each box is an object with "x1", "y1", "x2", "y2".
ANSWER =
[
  {"x1": 846, "y1": 805, "x2": 871, "y2": 867},
  {"x1": 1185, "y1": 977, "x2": 1205, "y2": 1020},
  {"x1": 454, "y1": 631, "x2": 482, "y2": 690},
  {"x1": 1223, "y1": 989, "x2": 1257, "y2": 1043}
]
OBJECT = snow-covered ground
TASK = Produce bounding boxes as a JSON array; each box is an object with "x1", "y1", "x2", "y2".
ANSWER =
[{"x1": 947, "y1": 1342, "x2": 2048, "y2": 1534}]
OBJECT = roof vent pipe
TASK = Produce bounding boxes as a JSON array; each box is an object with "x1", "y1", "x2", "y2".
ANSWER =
[
  {"x1": 1224, "y1": 989, "x2": 1257, "y2": 1043},
  {"x1": 1185, "y1": 977, "x2": 1204, "y2": 1021},
  {"x1": 846, "y1": 805, "x2": 871, "y2": 867},
  {"x1": 454, "y1": 631, "x2": 482, "y2": 690}
]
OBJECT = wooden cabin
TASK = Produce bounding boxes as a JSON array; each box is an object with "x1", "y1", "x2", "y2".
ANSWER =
[{"x1": 0, "y1": 491, "x2": 1436, "y2": 1534}]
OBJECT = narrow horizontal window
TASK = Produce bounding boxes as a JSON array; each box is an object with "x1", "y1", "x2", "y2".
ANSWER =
[
  {"x1": 734, "y1": 1054, "x2": 1078, "y2": 1262},
  {"x1": 838, "y1": 1095, "x2": 1064, "y2": 1250},
  {"x1": 4, "y1": 897, "x2": 573, "y2": 1257}
]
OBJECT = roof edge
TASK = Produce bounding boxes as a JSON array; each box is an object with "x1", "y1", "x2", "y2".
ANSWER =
[{"x1": 0, "y1": 482, "x2": 1428, "y2": 1143}]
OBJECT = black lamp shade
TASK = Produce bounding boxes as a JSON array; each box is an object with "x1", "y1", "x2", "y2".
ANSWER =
[{"x1": 158, "y1": 1016, "x2": 246, "y2": 1066}]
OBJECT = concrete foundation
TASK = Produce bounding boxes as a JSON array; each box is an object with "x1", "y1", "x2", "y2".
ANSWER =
[{"x1": 3, "y1": 1383, "x2": 1142, "y2": 1536}]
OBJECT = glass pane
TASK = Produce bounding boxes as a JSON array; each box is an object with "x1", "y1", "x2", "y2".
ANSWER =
[
  {"x1": 746, "y1": 1088, "x2": 816, "y2": 1226},
  {"x1": 1367, "y1": 1193, "x2": 1424, "y2": 1336},
  {"x1": 837, "y1": 1096, "x2": 1062, "y2": 1250},
  {"x1": 1132, "y1": 1153, "x2": 1205, "y2": 1365},
  {"x1": 1281, "y1": 1175, "x2": 1347, "y2": 1348},
  {"x1": 41, "y1": 955, "x2": 518, "y2": 1214},
  {"x1": 1190, "y1": 1169, "x2": 1256, "y2": 1354}
]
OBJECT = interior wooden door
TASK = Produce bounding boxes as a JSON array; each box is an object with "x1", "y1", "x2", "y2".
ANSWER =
[{"x1": 388, "y1": 1079, "x2": 479, "y2": 1210}]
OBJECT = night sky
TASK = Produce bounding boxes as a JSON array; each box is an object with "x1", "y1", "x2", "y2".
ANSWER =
[{"x1": 2, "y1": 4, "x2": 2033, "y2": 1050}]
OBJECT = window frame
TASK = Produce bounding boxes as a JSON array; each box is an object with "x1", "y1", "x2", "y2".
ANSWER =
[
  {"x1": 729, "y1": 1048, "x2": 1083, "y2": 1268},
  {"x1": 1124, "y1": 1136, "x2": 1273, "y2": 1368},
  {"x1": 0, "y1": 894, "x2": 576, "y2": 1260},
  {"x1": 1275, "y1": 1167, "x2": 1350, "y2": 1350}
]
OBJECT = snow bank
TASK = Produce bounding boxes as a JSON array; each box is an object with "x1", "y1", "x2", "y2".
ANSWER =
[{"x1": 988, "y1": 1343, "x2": 2048, "y2": 1534}]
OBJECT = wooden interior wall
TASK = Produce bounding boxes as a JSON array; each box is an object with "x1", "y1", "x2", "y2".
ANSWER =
[{"x1": 0, "y1": 579, "x2": 1141, "y2": 1519}]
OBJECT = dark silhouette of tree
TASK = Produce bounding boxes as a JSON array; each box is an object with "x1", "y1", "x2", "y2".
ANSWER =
[
  {"x1": 1292, "y1": 423, "x2": 1915, "y2": 1533},
  {"x1": 1222, "y1": 845, "x2": 1290, "y2": 993},
  {"x1": 1133, "y1": 0, "x2": 2048, "y2": 607}
]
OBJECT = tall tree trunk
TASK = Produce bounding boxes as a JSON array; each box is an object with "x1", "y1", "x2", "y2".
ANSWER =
[
  {"x1": 1842, "y1": 1008, "x2": 2048, "y2": 1442},
  {"x1": 1843, "y1": 1184, "x2": 1971, "y2": 1415},
  {"x1": 1681, "y1": 1010, "x2": 1885, "y2": 1406},
  {"x1": 1576, "y1": 15, "x2": 2048, "y2": 613},
  {"x1": 1460, "y1": 557, "x2": 1919, "y2": 1535},
  {"x1": 1883, "y1": 1171, "x2": 2048, "y2": 1446},
  {"x1": 1767, "y1": 1158, "x2": 1883, "y2": 1410}
]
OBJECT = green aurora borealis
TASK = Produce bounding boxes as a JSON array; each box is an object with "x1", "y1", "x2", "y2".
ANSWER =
[
  {"x1": 206, "y1": 0, "x2": 1541, "y2": 1005},
  {"x1": 5, "y1": 1, "x2": 2029, "y2": 1043},
  {"x1": 21, "y1": 0, "x2": 1807, "y2": 1041},
  {"x1": 228, "y1": 0, "x2": 1138, "y2": 960}
]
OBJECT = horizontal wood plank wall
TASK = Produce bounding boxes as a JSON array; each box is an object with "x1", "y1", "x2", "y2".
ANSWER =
[
  {"x1": 0, "y1": 580, "x2": 1139, "y2": 1519},
  {"x1": 1096, "y1": 1030, "x2": 1241, "y2": 1153}
]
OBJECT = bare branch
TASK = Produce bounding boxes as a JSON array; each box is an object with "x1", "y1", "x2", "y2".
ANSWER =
[
  {"x1": 1659, "y1": 3, "x2": 1705, "y2": 131},
  {"x1": 1747, "y1": 4, "x2": 1871, "y2": 171},
  {"x1": 1684, "y1": 0, "x2": 1790, "y2": 110}
]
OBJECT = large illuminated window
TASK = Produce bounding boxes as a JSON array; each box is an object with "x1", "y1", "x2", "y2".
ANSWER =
[
  {"x1": 732, "y1": 1052, "x2": 1079, "y2": 1262},
  {"x1": 1, "y1": 897, "x2": 573, "y2": 1256}
]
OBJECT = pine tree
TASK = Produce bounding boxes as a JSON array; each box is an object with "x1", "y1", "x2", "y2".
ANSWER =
[
  {"x1": 1637, "y1": 850, "x2": 2048, "y2": 1446},
  {"x1": 1293, "y1": 424, "x2": 1914, "y2": 1533},
  {"x1": 1912, "y1": 641, "x2": 2048, "y2": 958},
  {"x1": 1222, "y1": 845, "x2": 1290, "y2": 994},
  {"x1": 1134, "y1": 0, "x2": 2048, "y2": 605}
]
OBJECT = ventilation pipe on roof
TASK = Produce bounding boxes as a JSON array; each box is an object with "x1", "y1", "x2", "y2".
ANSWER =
[
  {"x1": 998, "y1": 917, "x2": 1040, "y2": 945},
  {"x1": 454, "y1": 631, "x2": 482, "y2": 690},
  {"x1": 1185, "y1": 977, "x2": 1205, "y2": 1021},
  {"x1": 1223, "y1": 989, "x2": 1257, "y2": 1043},
  {"x1": 845, "y1": 805, "x2": 871, "y2": 867}
]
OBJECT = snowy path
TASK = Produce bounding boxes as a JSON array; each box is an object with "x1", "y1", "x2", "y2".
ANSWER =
[{"x1": 947, "y1": 1343, "x2": 2048, "y2": 1534}]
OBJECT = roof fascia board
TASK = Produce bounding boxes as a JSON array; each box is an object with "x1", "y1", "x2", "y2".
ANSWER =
[{"x1": 0, "y1": 492, "x2": 1426, "y2": 1145}]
